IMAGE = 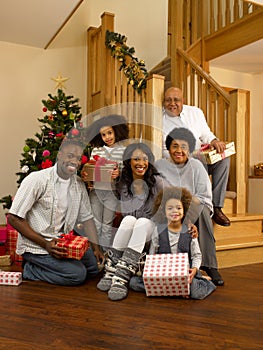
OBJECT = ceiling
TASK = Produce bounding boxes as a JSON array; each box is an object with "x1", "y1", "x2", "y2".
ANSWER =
[
  {"x1": 0, "y1": 0, "x2": 262, "y2": 74},
  {"x1": 0, "y1": 0, "x2": 83, "y2": 49},
  {"x1": 210, "y1": 39, "x2": 263, "y2": 74}
]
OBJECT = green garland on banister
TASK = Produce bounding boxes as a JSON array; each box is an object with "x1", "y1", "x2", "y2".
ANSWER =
[{"x1": 105, "y1": 30, "x2": 148, "y2": 94}]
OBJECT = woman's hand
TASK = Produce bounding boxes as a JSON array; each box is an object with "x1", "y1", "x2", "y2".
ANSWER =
[
  {"x1": 188, "y1": 223, "x2": 198, "y2": 239},
  {"x1": 45, "y1": 238, "x2": 68, "y2": 259}
]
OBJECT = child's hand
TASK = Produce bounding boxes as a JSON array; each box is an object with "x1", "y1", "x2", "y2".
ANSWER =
[
  {"x1": 188, "y1": 223, "x2": 198, "y2": 239},
  {"x1": 111, "y1": 166, "x2": 120, "y2": 180},
  {"x1": 81, "y1": 170, "x2": 89, "y2": 183},
  {"x1": 189, "y1": 267, "x2": 198, "y2": 283}
]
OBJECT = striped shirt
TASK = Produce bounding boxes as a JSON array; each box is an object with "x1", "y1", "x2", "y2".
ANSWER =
[
  {"x1": 9, "y1": 165, "x2": 93, "y2": 255},
  {"x1": 90, "y1": 143, "x2": 126, "y2": 190},
  {"x1": 90, "y1": 143, "x2": 126, "y2": 164}
]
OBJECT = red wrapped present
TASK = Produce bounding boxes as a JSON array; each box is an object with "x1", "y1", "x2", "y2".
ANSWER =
[
  {"x1": 0, "y1": 226, "x2": 7, "y2": 242},
  {"x1": 143, "y1": 253, "x2": 190, "y2": 297},
  {"x1": 83, "y1": 156, "x2": 117, "y2": 182},
  {"x1": 5, "y1": 215, "x2": 23, "y2": 266},
  {"x1": 193, "y1": 141, "x2": 236, "y2": 165},
  {"x1": 0, "y1": 242, "x2": 6, "y2": 256},
  {"x1": 0, "y1": 271, "x2": 22, "y2": 286},
  {"x1": 57, "y1": 231, "x2": 89, "y2": 260}
]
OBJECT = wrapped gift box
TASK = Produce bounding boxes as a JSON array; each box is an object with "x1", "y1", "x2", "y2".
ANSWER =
[
  {"x1": 0, "y1": 242, "x2": 6, "y2": 256},
  {"x1": 0, "y1": 226, "x2": 7, "y2": 242},
  {"x1": 193, "y1": 141, "x2": 235, "y2": 165},
  {"x1": 6, "y1": 224, "x2": 23, "y2": 266},
  {"x1": 0, "y1": 255, "x2": 12, "y2": 266},
  {"x1": 143, "y1": 253, "x2": 190, "y2": 297},
  {"x1": 57, "y1": 232, "x2": 89, "y2": 260},
  {"x1": 0, "y1": 271, "x2": 22, "y2": 286},
  {"x1": 83, "y1": 157, "x2": 117, "y2": 182}
]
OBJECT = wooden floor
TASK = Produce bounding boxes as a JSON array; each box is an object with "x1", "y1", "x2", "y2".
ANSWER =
[{"x1": 0, "y1": 263, "x2": 263, "y2": 350}]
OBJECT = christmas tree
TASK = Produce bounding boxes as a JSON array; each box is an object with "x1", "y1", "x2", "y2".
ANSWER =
[{"x1": 0, "y1": 87, "x2": 90, "y2": 210}]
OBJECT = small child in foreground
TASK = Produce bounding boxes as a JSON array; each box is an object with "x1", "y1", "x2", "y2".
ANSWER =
[{"x1": 130, "y1": 186, "x2": 216, "y2": 299}]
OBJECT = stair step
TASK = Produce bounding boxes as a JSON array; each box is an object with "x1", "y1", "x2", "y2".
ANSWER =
[
  {"x1": 150, "y1": 56, "x2": 171, "y2": 74},
  {"x1": 223, "y1": 197, "x2": 235, "y2": 215},
  {"x1": 214, "y1": 213, "x2": 263, "y2": 243},
  {"x1": 216, "y1": 237, "x2": 263, "y2": 250},
  {"x1": 217, "y1": 241, "x2": 263, "y2": 268},
  {"x1": 214, "y1": 213, "x2": 263, "y2": 267}
]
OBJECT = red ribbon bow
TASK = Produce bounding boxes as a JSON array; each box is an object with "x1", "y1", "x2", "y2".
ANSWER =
[
  {"x1": 200, "y1": 144, "x2": 210, "y2": 151},
  {"x1": 92, "y1": 156, "x2": 117, "y2": 182},
  {"x1": 60, "y1": 231, "x2": 75, "y2": 243}
]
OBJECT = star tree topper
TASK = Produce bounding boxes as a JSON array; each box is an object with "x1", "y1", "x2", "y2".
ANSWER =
[{"x1": 51, "y1": 73, "x2": 69, "y2": 90}]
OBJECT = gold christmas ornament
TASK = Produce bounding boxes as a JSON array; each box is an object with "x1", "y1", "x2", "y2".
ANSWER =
[{"x1": 62, "y1": 110, "x2": 68, "y2": 116}]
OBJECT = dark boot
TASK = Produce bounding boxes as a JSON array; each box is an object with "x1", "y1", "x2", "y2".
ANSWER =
[
  {"x1": 108, "y1": 248, "x2": 141, "y2": 301},
  {"x1": 201, "y1": 266, "x2": 224, "y2": 286},
  {"x1": 97, "y1": 248, "x2": 123, "y2": 292}
]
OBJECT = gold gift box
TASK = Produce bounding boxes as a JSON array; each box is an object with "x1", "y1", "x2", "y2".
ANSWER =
[
  {"x1": 83, "y1": 162, "x2": 116, "y2": 182},
  {"x1": 194, "y1": 141, "x2": 236, "y2": 165}
]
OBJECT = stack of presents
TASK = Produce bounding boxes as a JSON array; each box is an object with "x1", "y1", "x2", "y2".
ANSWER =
[
  {"x1": 0, "y1": 217, "x2": 89, "y2": 286},
  {"x1": 0, "y1": 218, "x2": 23, "y2": 285}
]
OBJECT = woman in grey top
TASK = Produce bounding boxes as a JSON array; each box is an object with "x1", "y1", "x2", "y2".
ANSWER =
[
  {"x1": 97, "y1": 142, "x2": 169, "y2": 301},
  {"x1": 155, "y1": 127, "x2": 224, "y2": 286}
]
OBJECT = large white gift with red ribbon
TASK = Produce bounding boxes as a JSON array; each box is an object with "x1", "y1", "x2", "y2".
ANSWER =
[
  {"x1": 143, "y1": 253, "x2": 190, "y2": 297},
  {"x1": 0, "y1": 271, "x2": 22, "y2": 286}
]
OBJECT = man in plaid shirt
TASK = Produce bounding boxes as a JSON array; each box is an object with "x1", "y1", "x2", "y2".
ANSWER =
[{"x1": 8, "y1": 139, "x2": 104, "y2": 285}]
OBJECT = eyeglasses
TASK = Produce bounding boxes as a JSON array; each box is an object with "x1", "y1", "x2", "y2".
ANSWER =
[
  {"x1": 164, "y1": 97, "x2": 182, "y2": 104},
  {"x1": 171, "y1": 144, "x2": 189, "y2": 151}
]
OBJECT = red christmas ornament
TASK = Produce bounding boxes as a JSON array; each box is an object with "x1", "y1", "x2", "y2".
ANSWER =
[
  {"x1": 41, "y1": 159, "x2": 53, "y2": 169},
  {"x1": 81, "y1": 155, "x2": 88, "y2": 165},
  {"x1": 43, "y1": 107, "x2": 47, "y2": 112}
]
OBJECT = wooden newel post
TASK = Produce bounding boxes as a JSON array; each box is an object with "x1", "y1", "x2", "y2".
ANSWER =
[
  {"x1": 229, "y1": 89, "x2": 250, "y2": 214},
  {"x1": 145, "y1": 74, "x2": 165, "y2": 160}
]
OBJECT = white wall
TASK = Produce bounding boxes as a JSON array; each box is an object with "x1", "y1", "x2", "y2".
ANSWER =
[{"x1": 0, "y1": 0, "x2": 168, "y2": 224}]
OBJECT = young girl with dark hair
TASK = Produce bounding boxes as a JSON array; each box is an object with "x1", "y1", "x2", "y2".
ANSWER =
[{"x1": 82, "y1": 114, "x2": 129, "y2": 251}]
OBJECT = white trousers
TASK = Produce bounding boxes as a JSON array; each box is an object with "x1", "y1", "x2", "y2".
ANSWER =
[{"x1": 112, "y1": 215, "x2": 155, "y2": 253}]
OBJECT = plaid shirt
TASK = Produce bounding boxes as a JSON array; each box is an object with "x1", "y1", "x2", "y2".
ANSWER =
[{"x1": 9, "y1": 165, "x2": 93, "y2": 255}]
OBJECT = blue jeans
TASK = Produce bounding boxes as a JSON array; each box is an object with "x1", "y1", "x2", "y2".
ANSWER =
[
  {"x1": 22, "y1": 247, "x2": 99, "y2": 286},
  {"x1": 130, "y1": 272, "x2": 216, "y2": 300}
]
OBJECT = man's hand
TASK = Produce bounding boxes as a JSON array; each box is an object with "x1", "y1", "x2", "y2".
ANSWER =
[
  {"x1": 45, "y1": 238, "x2": 68, "y2": 259},
  {"x1": 210, "y1": 139, "x2": 226, "y2": 154},
  {"x1": 91, "y1": 243, "x2": 105, "y2": 265}
]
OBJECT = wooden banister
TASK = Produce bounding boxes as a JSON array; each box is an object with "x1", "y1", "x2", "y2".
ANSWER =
[{"x1": 87, "y1": 12, "x2": 164, "y2": 158}]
